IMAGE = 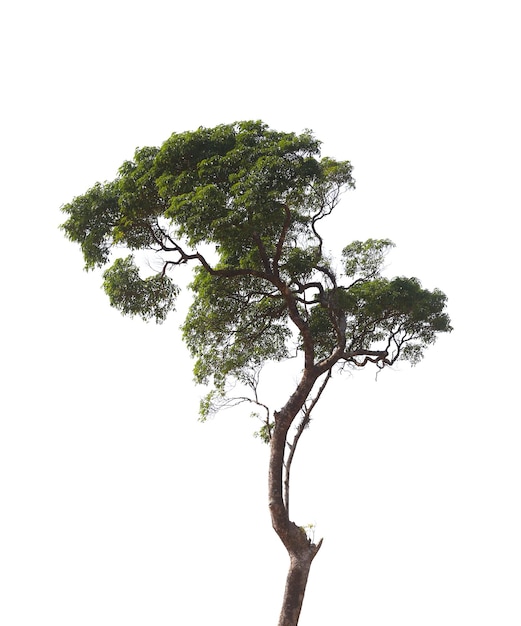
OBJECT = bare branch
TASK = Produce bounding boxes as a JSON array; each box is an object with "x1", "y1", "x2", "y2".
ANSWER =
[
  {"x1": 205, "y1": 390, "x2": 271, "y2": 423},
  {"x1": 310, "y1": 182, "x2": 344, "y2": 253},
  {"x1": 316, "y1": 264, "x2": 337, "y2": 288},
  {"x1": 283, "y1": 370, "x2": 332, "y2": 515}
]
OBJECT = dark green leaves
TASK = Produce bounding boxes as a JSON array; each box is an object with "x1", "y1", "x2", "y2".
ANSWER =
[
  {"x1": 282, "y1": 247, "x2": 319, "y2": 282},
  {"x1": 102, "y1": 256, "x2": 178, "y2": 323},
  {"x1": 60, "y1": 181, "x2": 120, "y2": 270},
  {"x1": 60, "y1": 120, "x2": 451, "y2": 415},
  {"x1": 182, "y1": 268, "x2": 290, "y2": 389},
  {"x1": 61, "y1": 121, "x2": 355, "y2": 277},
  {"x1": 347, "y1": 277, "x2": 450, "y2": 327},
  {"x1": 157, "y1": 121, "x2": 331, "y2": 256},
  {"x1": 343, "y1": 276, "x2": 452, "y2": 364}
]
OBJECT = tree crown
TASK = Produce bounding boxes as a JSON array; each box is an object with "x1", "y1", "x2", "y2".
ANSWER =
[{"x1": 61, "y1": 121, "x2": 451, "y2": 417}]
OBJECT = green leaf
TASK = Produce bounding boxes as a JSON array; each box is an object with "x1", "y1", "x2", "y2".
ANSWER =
[
  {"x1": 60, "y1": 181, "x2": 120, "y2": 270},
  {"x1": 342, "y1": 239, "x2": 395, "y2": 279},
  {"x1": 60, "y1": 120, "x2": 451, "y2": 413},
  {"x1": 182, "y1": 269, "x2": 290, "y2": 389},
  {"x1": 102, "y1": 256, "x2": 178, "y2": 323}
]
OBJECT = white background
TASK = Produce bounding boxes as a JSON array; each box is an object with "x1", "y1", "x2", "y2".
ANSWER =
[{"x1": 1, "y1": 1, "x2": 519, "y2": 624}]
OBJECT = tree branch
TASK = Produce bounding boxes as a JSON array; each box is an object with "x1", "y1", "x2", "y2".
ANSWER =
[
  {"x1": 283, "y1": 370, "x2": 332, "y2": 516},
  {"x1": 310, "y1": 185, "x2": 342, "y2": 254},
  {"x1": 252, "y1": 231, "x2": 273, "y2": 275},
  {"x1": 342, "y1": 348, "x2": 392, "y2": 368}
]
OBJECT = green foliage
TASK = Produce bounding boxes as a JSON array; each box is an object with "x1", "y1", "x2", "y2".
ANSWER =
[
  {"x1": 102, "y1": 256, "x2": 178, "y2": 323},
  {"x1": 198, "y1": 389, "x2": 222, "y2": 422},
  {"x1": 306, "y1": 305, "x2": 338, "y2": 361},
  {"x1": 281, "y1": 247, "x2": 320, "y2": 282},
  {"x1": 61, "y1": 121, "x2": 354, "y2": 274},
  {"x1": 250, "y1": 410, "x2": 275, "y2": 443},
  {"x1": 182, "y1": 268, "x2": 291, "y2": 389},
  {"x1": 343, "y1": 276, "x2": 452, "y2": 364},
  {"x1": 60, "y1": 120, "x2": 451, "y2": 416},
  {"x1": 61, "y1": 181, "x2": 121, "y2": 270},
  {"x1": 254, "y1": 421, "x2": 274, "y2": 444},
  {"x1": 342, "y1": 239, "x2": 395, "y2": 280}
]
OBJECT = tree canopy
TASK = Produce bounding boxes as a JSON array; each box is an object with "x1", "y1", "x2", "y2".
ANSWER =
[
  {"x1": 61, "y1": 121, "x2": 451, "y2": 417},
  {"x1": 61, "y1": 120, "x2": 451, "y2": 625}
]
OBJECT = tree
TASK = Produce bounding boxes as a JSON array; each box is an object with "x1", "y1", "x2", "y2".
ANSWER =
[{"x1": 61, "y1": 121, "x2": 452, "y2": 625}]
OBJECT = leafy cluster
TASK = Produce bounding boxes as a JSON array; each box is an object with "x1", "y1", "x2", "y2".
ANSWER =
[
  {"x1": 61, "y1": 121, "x2": 451, "y2": 416},
  {"x1": 183, "y1": 268, "x2": 291, "y2": 389},
  {"x1": 102, "y1": 256, "x2": 178, "y2": 323}
]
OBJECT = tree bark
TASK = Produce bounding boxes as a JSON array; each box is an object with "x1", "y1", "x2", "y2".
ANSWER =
[
  {"x1": 277, "y1": 534, "x2": 323, "y2": 626},
  {"x1": 278, "y1": 550, "x2": 315, "y2": 626},
  {"x1": 269, "y1": 370, "x2": 323, "y2": 626}
]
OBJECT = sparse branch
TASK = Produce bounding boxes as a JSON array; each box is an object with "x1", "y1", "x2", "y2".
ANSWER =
[
  {"x1": 158, "y1": 244, "x2": 270, "y2": 282},
  {"x1": 345, "y1": 314, "x2": 392, "y2": 353},
  {"x1": 344, "y1": 276, "x2": 369, "y2": 290},
  {"x1": 148, "y1": 220, "x2": 179, "y2": 251},
  {"x1": 283, "y1": 370, "x2": 332, "y2": 515},
  {"x1": 148, "y1": 222, "x2": 275, "y2": 282},
  {"x1": 311, "y1": 217, "x2": 324, "y2": 253},
  {"x1": 146, "y1": 223, "x2": 211, "y2": 275},
  {"x1": 310, "y1": 183, "x2": 343, "y2": 253},
  {"x1": 206, "y1": 392, "x2": 271, "y2": 422},
  {"x1": 310, "y1": 202, "x2": 331, "y2": 254},
  {"x1": 316, "y1": 264, "x2": 337, "y2": 288}
]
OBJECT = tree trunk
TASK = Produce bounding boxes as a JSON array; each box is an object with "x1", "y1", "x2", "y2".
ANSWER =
[
  {"x1": 277, "y1": 546, "x2": 320, "y2": 626},
  {"x1": 269, "y1": 371, "x2": 323, "y2": 626}
]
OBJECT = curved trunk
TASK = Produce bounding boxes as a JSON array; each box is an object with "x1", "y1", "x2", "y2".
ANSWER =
[{"x1": 268, "y1": 371, "x2": 323, "y2": 626}]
